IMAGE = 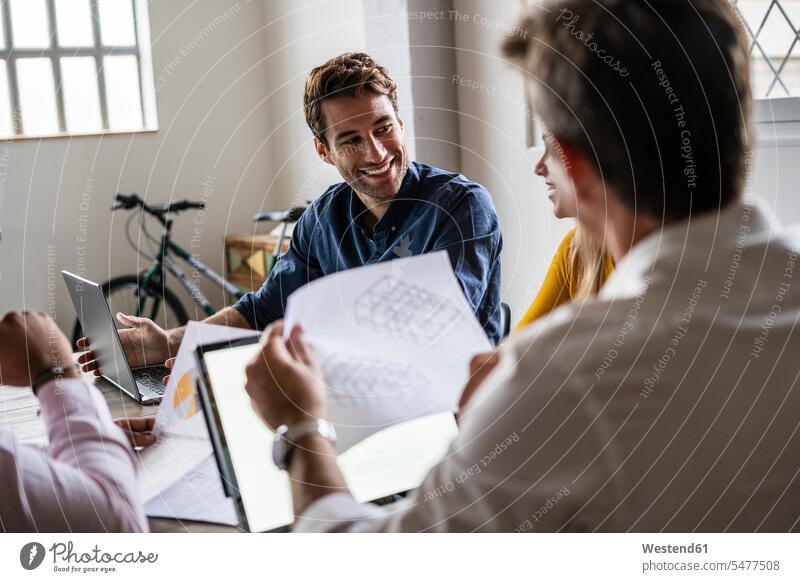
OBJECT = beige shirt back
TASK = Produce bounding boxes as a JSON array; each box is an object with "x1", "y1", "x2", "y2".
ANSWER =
[{"x1": 297, "y1": 202, "x2": 800, "y2": 532}]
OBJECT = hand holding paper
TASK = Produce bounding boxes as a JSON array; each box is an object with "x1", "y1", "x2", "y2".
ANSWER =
[{"x1": 244, "y1": 322, "x2": 328, "y2": 429}]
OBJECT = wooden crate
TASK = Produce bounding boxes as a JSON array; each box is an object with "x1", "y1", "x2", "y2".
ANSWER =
[{"x1": 224, "y1": 233, "x2": 290, "y2": 294}]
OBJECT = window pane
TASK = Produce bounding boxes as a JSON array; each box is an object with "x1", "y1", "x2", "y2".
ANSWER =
[
  {"x1": 55, "y1": 0, "x2": 94, "y2": 47},
  {"x1": 98, "y1": 0, "x2": 135, "y2": 46},
  {"x1": 17, "y1": 58, "x2": 59, "y2": 135},
  {"x1": 736, "y1": 0, "x2": 800, "y2": 98},
  {"x1": 10, "y1": 0, "x2": 51, "y2": 49},
  {"x1": 0, "y1": 61, "x2": 13, "y2": 136},
  {"x1": 0, "y1": 7, "x2": 6, "y2": 49},
  {"x1": 104, "y1": 55, "x2": 141, "y2": 130},
  {"x1": 62, "y1": 57, "x2": 101, "y2": 132}
]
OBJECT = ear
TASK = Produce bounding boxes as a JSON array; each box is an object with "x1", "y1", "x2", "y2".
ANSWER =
[
  {"x1": 553, "y1": 137, "x2": 600, "y2": 206},
  {"x1": 397, "y1": 116, "x2": 404, "y2": 133},
  {"x1": 314, "y1": 136, "x2": 333, "y2": 165}
]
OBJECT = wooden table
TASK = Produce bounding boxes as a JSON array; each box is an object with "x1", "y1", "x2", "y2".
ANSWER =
[{"x1": 0, "y1": 377, "x2": 240, "y2": 533}]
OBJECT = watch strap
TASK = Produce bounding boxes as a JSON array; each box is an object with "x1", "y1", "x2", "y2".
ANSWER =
[
  {"x1": 31, "y1": 364, "x2": 81, "y2": 394},
  {"x1": 274, "y1": 418, "x2": 337, "y2": 470}
]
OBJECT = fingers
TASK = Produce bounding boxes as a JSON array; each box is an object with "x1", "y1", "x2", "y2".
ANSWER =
[
  {"x1": 162, "y1": 374, "x2": 171, "y2": 385},
  {"x1": 287, "y1": 325, "x2": 314, "y2": 367},
  {"x1": 165, "y1": 357, "x2": 176, "y2": 369},
  {"x1": 76, "y1": 337, "x2": 88, "y2": 349},
  {"x1": 459, "y1": 351, "x2": 501, "y2": 412},
  {"x1": 115, "y1": 416, "x2": 156, "y2": 432},
  {"x1": 116, "y1": 312, "x2": 146, "y2": 328},
  {"x1": 256, "y1": 321, "x2": 292, "y2": 366},
  {"x1": 76, "y1": 350, "x2": 100, "y2": 373},
  {"x1": 261, "y1": 320, "x2": 285, "y2": 344},
  {"x1": 114, "y1": 417, "x2": 157, "y2": 448},
  {"x1": 469, "y1": 351, "x2": 500, "y2": 375}
]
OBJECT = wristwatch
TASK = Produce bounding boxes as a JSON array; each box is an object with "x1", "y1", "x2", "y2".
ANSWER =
[{"x1": 272, "y1": 419, "x2": 337, "y2": 471}]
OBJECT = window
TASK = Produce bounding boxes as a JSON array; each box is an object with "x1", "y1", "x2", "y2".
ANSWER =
[
  {"x1": 0, "y1": 0, "x2": 157, "y2": 138},
  {"x1": 735, "y1": 0, "x2": 800, "y2": 98}
]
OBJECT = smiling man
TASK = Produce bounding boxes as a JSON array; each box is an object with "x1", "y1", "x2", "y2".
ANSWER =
[
  {"x1": 235, "y1": 52, "x2": 503, "y2": 342},
  {"x1": 78, "y1": 52, "x2": 503, "y2": 379}
]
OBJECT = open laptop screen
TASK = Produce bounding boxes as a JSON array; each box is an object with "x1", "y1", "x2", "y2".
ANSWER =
[
  {"x1": 196, "y1": 337, "x2": 459, "y2": 532},
  {"x1": 62, "y1": 270, "x2": 141, "y2": 400}
]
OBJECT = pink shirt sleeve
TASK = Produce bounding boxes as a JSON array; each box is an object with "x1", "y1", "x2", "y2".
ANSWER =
[{"x1": 0, "y1": 378, "x2": 147, "y2": 532}]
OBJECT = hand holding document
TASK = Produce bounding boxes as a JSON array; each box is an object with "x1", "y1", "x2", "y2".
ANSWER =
[
  {"x1": 143, "y1": 252, "x2": 490, "y2": 529},
  {"x1": 283, "y1": 250, "x2": 492, "y2": 450}
]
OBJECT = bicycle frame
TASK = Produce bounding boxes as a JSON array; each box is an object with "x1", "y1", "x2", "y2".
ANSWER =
[{"x1": 138, "y1": 222, "x2": 246, "y2": 319}]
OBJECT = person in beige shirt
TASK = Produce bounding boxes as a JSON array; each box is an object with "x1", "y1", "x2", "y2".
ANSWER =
[{"x1": 240, "y1": 0, "x2": 800, "y2": 532}]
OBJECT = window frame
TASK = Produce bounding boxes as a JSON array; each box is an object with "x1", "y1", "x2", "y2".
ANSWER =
[
  {"x1": 0, "y1": 0, "x2": 157, "y2": 139},
  {"x1": 734, "y1": 1, "x2": 800, "y2": 143}
]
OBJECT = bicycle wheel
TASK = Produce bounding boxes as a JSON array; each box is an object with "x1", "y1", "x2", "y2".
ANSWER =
[{"x1": 71, "y1": 274, "x2": 189, "y2": 346}]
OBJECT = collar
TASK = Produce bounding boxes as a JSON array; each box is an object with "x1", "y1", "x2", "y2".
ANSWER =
[
  {"x1": 599, "y1": 200, "x2": 773, "y2": 300},
  {"x1": 348, "y1": 162, "x2": 421, "y2": 235}
]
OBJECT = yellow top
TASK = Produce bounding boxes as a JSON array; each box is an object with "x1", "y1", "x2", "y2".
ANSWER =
[{"x1": 514, "y1": 228, "x2": 615, "y2": 332}]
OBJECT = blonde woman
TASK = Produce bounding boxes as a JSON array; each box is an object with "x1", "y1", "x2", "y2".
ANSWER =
[
  {"x1": 460, "y1": 131, "x2": 614, "y2": 409},
  {"x1": 515, "y1": 131, "x2": 615, "y2": 331}
]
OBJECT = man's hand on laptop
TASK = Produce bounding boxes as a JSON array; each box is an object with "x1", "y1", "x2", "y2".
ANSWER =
[
  {"x1": 0, "y1": 311, "x2": 80, "y2": 387},
  {"x1": 76, "y1": 313, "x2": 173, "y2": 375},
  {"x1": 244, "y1": 321, "x2": 326, "y2": 429}
]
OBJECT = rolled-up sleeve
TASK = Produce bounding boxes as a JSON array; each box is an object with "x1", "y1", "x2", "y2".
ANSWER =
[
  {"x1": 0, "y1": 378, "x2": 147, "y2": 532},
  {"x1": 233, "y1": 209, "x2": 324, "y2": 330}
]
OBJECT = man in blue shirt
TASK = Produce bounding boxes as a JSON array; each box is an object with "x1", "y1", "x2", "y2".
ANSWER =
[
  {"x1": 235, "y1": 160, "x2": 501, "y2": 343},
  {"x1": 78, "y1": 52, "x2": 502, "y2": 378}
]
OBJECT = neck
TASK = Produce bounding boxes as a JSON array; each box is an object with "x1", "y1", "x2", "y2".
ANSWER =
[
  {"x1": 354, "y1": 191, "x2": 390, "y2": 230},
  {"x1": 601, "y1": 200, "x2": 661, "y2": 264}
]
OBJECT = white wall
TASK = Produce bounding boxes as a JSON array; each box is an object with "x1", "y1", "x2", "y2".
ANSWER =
[
  {"x1": 407, "y1": 0, "x2": 461, "y2": 171},
  {"x1": 451, "y1": 0, "x2": 570, "y2": 322},
  {"x1": 258, "y1": 0, "x2": 368, "y2": 212}
]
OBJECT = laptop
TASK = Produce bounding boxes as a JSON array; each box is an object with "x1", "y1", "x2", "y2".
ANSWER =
[
  {"x1": 194, "y1": 336, "x2": 459, "y2": 532},
  {"x1": 62, "y1": 271, "x2": 169, "y2": 403}
]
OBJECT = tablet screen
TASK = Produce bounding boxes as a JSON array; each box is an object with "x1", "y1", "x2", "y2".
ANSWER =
[
  {"x1": 199, "y1": 340, "x2": 459, "y2": 532},
  {"x1": 201, "y1": 341, "x2": 294, "y2": 532}
]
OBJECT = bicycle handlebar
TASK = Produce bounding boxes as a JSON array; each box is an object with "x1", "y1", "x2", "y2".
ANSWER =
[
  {"x1": 253, "y1": 206, "x2": 306, "y2": 224},
  {"x1": 111, "y1": 193, "x2": 206, "y2": 217}
]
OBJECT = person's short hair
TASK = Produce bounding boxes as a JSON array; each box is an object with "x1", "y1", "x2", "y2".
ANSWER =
[
  {"x1": 503, "y1": 0, "x2": 751, "y2": 221},
  {"x1": 303, "y1": 52, "x2": 399, "y2": 145}
]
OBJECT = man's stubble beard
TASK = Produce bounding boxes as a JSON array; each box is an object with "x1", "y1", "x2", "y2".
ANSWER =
[{"x1": 348, "y1": 143, "x2": 409, "y2": 202}]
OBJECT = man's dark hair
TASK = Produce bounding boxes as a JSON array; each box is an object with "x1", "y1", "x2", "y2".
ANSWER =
[
  {"x1": 304, "y1": 52, "x2": 398, "y2": 145},
  {"x1": 503, "y1": 0, "x2": 752, "y2": 221}
]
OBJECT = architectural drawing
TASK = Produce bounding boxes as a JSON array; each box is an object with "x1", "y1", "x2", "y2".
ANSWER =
[{"x1": 353, "y1": 276, "x2": 461, "y2": 342}]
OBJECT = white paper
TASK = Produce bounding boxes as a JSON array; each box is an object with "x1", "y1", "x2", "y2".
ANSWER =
[
  {"x1": 138, "y1": 321, "x2": 259, "y2": 501},
  {"x1": 144, "y1": 455, "x2": 238, "y2": 526},
  {"x1": 283, "y1": 251, "x2": 491, "y2": 450},
  {"x1": 154, "y1": 321, "x2": 260, "y2": 438}
]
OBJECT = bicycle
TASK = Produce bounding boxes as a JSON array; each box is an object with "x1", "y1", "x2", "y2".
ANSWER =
[{"x1": 71, "y1": 192, "x2": 306, "y2": 344}]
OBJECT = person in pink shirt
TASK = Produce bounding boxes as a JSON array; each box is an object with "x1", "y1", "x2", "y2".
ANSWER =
[{"x1": 0, "y1": 311, "x2": 146, "y2": 532}]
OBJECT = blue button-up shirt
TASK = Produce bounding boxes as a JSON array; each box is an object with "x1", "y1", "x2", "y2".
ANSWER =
[{"x1": 233, "y1": 162, "x2": 503, "y2": 344}]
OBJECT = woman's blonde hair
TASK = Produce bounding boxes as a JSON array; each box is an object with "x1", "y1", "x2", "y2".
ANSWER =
[{"x1": 568, "y1": 225, "x2": 607, "y2": 301}]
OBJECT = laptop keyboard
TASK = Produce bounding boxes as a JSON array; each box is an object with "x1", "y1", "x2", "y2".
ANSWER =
[{"x1": 133, "y1": 365, "x2": 169, "y2": 396}]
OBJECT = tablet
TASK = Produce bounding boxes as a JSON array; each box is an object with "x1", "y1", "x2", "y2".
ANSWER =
[{"x1": 195, "y1": 336, "x2": 459, "y2": 532}]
